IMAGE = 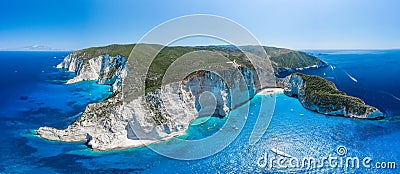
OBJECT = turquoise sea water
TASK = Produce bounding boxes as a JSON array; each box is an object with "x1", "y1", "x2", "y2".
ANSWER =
[{"x1": 0, "y1": 51, "x2": 399, "y2": 173}]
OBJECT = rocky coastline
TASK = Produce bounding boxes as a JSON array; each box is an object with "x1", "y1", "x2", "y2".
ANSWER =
[
  {"x1": 37, "y1": 45, "x2": 269, "y2": 151},
  {"x1": 37, "y1": 44, "x2": 365, "y2": 152},
  {"x1": 282, "y1": 73, "x2": 384, "y2": 119}
]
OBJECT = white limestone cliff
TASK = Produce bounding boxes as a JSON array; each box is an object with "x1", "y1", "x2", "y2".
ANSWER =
[
  {"x1": 57, "y1": 53, "x2": 127, "y2": 92},
  {"x1": 38, "y1": 62, "x2": 260, "y2": 151}
]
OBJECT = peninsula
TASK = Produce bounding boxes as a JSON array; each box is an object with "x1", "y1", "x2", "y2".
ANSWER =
[
  {"x1": 36, "y1": 44, "x2": 381, "y2": 152},
  {"x1": 283, "y1": 73, "x2": 384, "y2": 119}
]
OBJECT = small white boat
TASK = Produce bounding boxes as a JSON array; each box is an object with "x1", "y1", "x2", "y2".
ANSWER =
[{"x1": 270, "y1": 148, "x2": 293, "y2": 158}]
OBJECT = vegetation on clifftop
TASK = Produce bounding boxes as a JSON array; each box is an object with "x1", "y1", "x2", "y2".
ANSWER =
[
  {"x1": 294, "y1": 73, "x2": 375, "y2": 114},
  {"x1": 69, "y1": 44, "x2": 324, "y2": 93},
  {"x1": 76, "y1": 44, "x2": 135, "y2": 60},
  {"x1": 240, "y1": 46, "x2": 326, "y2": 70},
  {"x1": 269, "y1": 51, "x2": 322, "y2": 69},
  {"x1": 145, "y1": 46, "x2": 255, "y2": 93}
]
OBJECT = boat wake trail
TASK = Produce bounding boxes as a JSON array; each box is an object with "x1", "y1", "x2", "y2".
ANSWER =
[
  {"x1": 344, "y1": 71, "x2": 358, "y2": 83},
  {"x1": 327, "y1": 65, "x2": 340, "y2": 80},
  {"x1": 390, "y1": 95, "x2": 400, "y2": 101},
  {"x1": 329, "y1": 64, "x2": 358, "y2": 83},
  {"x1": 270, "y1": 148, "x2": 294, "y2": 158},
  {"x1": 378, "y1": 90, "x2": 400, "y2": 101}
]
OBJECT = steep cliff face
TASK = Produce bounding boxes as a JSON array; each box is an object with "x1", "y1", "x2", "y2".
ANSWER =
[
  {"x1": 57, "y1": 53, "x2": 127, "y2": 92},
  {"x1": 283, "y1": 73, "x2": 384, "y2": 119},
  {"x1": 38, "y1": 44, "x2": 325, "y2": 151},
  {"x1": 37, "y1": 67, "x2": 259, "y2": 151}
]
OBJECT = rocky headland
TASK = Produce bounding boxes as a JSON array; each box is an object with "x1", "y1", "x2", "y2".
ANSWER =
[
  {"x1": 36, "y1": 44, "x2": 337, "y2": 151},
  {"x1": 282, "y1": 73, "x2": 384, "y2": 119}
]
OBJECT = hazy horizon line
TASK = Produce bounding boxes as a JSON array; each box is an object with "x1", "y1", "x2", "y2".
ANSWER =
[{"x1": 1, "y1": 43, "x2": 399, "y2": 52}]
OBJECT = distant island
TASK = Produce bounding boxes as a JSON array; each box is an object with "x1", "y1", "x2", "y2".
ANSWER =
[
  {"x1": 36, "y1": 44, "x2": 381, "y2": 151},
  {"x1": 1, "y1": 45, "x2": 71, "y2": 51}
]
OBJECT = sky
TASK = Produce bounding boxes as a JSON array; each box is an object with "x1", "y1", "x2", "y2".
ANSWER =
[{"x1": 0, "y1": 0, "x2": 399, "y2": 50}]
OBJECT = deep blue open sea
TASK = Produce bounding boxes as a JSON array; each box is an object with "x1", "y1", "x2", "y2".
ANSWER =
[{"x1": 0, "y1": 50, "x2": 399, "y2": 173}]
